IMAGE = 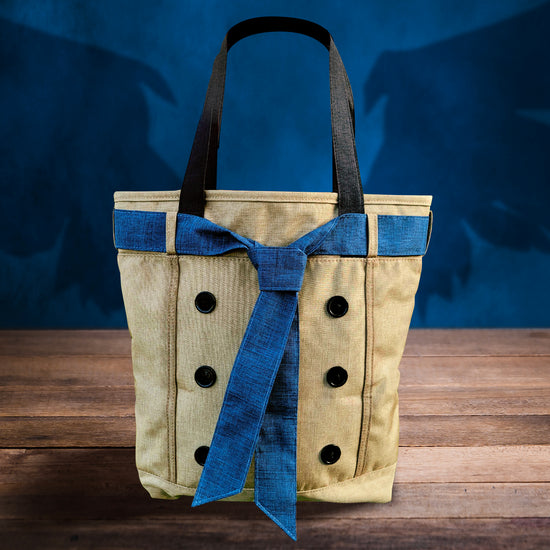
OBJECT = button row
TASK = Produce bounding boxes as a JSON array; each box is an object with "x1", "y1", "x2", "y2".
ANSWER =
[
  {"x1": 194, "y1": 444, "x2": 342, "y2": 466},
  {"x1": 194, "y1": 365, "x2": 349, "y2": 390},
  {"x1": 195, "y1": 292, "x2": 350, "y2": 319}
]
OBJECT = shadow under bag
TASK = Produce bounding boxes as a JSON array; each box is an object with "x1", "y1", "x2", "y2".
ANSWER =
[{"x1": 113, "y1": 16, "x2": 433, "y2": 541}]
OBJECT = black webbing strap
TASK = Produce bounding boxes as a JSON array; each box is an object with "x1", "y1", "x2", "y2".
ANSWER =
[{"x1": 178, "y1": 16, "x2": 364, "y2": 217}]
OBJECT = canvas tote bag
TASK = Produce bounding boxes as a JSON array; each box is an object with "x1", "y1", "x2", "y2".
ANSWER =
[{"x1": 113, "y1": 17, "x2": 432, "y2": 540}]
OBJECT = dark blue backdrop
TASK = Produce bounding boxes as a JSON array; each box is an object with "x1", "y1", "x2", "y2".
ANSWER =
[{"x1": 1, "y1": 1, "x2": 549, "y2": 328}]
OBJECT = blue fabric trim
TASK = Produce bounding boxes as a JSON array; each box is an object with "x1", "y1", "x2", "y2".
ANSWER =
[
  {"x1": 377, "y1": 215, "x2": 430, "y2": 256},
  {"x1": 311, "y1": 213, "x2": 367, "y2": 256},
  {"x1": 114, "y1": 209, "x2": 429, "y2": 257},
  {"x1": 113, "y1": 209, "x2": 166, "y2": 253},
  {"x1": 175, "y1": 213, "x2": 254, "y2": 254}
]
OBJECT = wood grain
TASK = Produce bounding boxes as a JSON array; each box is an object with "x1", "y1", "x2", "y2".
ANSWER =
[
  {"x1": 1, "y1": 447, "x2": 548, "y2": 488},
  {"x1": 2, "y1": 354, "x2": 548, "y2": 388},
  {"x1": 0, "y1": 330, "x2": 131, "y2": 356},
  {"x1": 403, "y1": 329, "x2": 550, "y2": 357},
  {"x1": 1, "y1": 329, "x2": 549, "y2": 356},
  {"x1": 0, "y1": 519, "x2": 548, "y2": 550},
  {"x1": 1, "y1": 329, "x2": 548, "y2": 549},
  {"x1": 1, "y1": 483, "x2": 548, "y2": 520},
  {"x1": 2, "y1": 415, "x2": 549, "y2": 448},
  {"x1": 0, "y1": 356, "x2": 133, "y2": 386},
  {"x1": 2, "y1": 385, "x2": 548, "y2": 417}
]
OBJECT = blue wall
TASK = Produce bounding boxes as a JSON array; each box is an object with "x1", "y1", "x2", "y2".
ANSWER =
[{"x1": 1, "y1": 0, "x2": 549, "y2": 328}]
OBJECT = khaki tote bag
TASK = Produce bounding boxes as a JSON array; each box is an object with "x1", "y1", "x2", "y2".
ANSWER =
[{"x1": 113, "y1": 17, "x2": 432, "y2": 540}]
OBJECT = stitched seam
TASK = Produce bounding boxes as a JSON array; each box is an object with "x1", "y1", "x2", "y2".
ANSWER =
[
  {"x1": 298, "y1": 462, "x2": 396, "y2": 495},
  {"x1": 137, "y1": 461, "x2": 396, "y2": 494},
  {"x1": 361, "y1": 258, "x2": 375, "y2": 475},
  {"x1": 167, "y1": 256, "x2": 178, "y2": 483},
  {"x1": 118, "y1": 251, "x2": 422, "y2": 263},
  {"x1": 344, "y1": 97, "x2": 361, "y2": 186},
  {"x1": 114, "y1": 192, "x2": 431, "y2": 206},
  {"x1": 354, "y1": 259, "x2": 368, "y2": 478},
  {"x1": 173, "y1": 255, "x2": 180, "y2": 483}
]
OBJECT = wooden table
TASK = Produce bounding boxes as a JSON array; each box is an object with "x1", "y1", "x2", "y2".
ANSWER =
[{"x1": 1, "y1": 330, "x2": 549, "y2": 548}]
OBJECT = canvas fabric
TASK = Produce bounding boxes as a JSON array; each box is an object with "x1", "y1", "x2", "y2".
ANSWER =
[{"x1": 114, "y1": 189, "x2": 432, "y2": 504}]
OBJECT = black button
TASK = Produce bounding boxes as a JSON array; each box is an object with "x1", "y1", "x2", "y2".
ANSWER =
[
  {"x1": 320, "y1": 444, "x2": 341, "y2": 465},
  {"x1": 194, "y1": 446, "x2": 209, "y2": 466},
  {"x1": 326, "y1": 366, "x2": 348, "y2": 388},
  {"x1": 195, "y1": 291, "x2": 216, "y2": 313},
  {"x1": 195, "y1": 365, "x2": 217, "y2": 388},
  {"x1": 326, "y1": 296, "x2": 348, "y2": 318}
]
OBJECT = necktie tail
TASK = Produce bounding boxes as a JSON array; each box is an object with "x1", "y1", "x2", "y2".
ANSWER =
[
  {"x1": 192, "y1": 290, "x2": 300, "y2": 506},
  {"x1": 254, "y1": 308, "x2": 299, "y2": 541}
]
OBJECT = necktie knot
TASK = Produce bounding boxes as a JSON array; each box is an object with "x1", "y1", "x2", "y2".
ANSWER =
[{"x1": 247, "y1": 246, "x2": 308, "y2": 292}]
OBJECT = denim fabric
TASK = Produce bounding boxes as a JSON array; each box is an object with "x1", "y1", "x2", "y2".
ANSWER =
[
  {"x1": 114, "y1": 209, "x2": 166, "y2": 253},
  {"x1": 113, "y1": 210, "x2": 430, "y2": 257},
  {"x1": 192, "y1": 290, "x2": 300, "y2": 539},
  {"x1": 378, "y1": 215, "x2": 430, "y2": 256},
  {"x1": 247, "y1": 247, "x2": 307, "y2": 291},
  {"x1": 113, "y1": 208, "x2": 430, "y2": 539},
  {"x1": 255, "y1": 308, "x2": 299, "y2": 539}
]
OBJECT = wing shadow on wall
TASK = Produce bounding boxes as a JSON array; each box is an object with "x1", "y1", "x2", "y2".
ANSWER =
[
  {"x1": 0, "y1": 18, "x2": 179, "y2": 326},
  {"x1": 364, "y1": 2, "x2": 550, "y2": 316}
]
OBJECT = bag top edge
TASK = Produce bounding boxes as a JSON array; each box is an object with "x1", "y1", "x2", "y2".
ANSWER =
[{"x1": 114, "y1": 189, "x2": 433, "y2": 207}]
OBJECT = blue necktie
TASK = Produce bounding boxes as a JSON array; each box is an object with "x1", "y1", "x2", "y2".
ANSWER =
[
  {"x1": 113, "y1": 209, "x2": 430, "y2": 540},
  {"x1": 191, "y1": 221, "x2": 340, "y2": 540}
]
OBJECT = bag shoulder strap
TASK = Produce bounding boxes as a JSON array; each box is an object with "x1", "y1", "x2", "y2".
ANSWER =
[{"x1": 178, "y1": 16, "x2": 364, "y2": 217}]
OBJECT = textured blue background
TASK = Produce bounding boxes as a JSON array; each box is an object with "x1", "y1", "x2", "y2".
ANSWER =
[{"x1": 1, "y1": 1, "x2": 549, "y2": 328}]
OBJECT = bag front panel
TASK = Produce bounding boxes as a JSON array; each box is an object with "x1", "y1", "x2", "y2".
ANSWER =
[
  {"x1": 114, "y1": 190, "x2": 431, "y2": 502},
  {"x1": 174, "y1": 254, "x2": 258, "y2": 490},
  {"x1": 296, "y1": 256, "x2": 365, "y2": 491},
  {"x1": 172, "y1": 253, "x2": 367, "y2": 493}
]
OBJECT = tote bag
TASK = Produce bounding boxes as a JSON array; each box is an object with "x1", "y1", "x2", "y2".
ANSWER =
[{"x1": 113, "y1": 16, "x2": 432, "y2": 541}]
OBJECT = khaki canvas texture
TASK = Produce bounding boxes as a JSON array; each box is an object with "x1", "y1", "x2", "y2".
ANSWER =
[{"x1": 115, "y1": 189, "x2": 432, "y2": 503}]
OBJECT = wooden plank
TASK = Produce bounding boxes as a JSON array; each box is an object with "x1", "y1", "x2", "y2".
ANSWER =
[
  {"x1": 0, "y1": 387, "x2": 134, "y2": 417},
  {"x1": 0, "y1": 330, "x2": 131, "y2": 356},
  {"x1": 3, "y1": 385, "x2": 548, "y2": 417},
  {"x1": 396, "y1": 446, "x2": 550, "y2": 483},
  {"x1": 1, "y1": 483, "x2": 548, "y2": 520},
  {"x1": 1, "y1": 329, "x2": 549, "y2": 357},
  {"x1": 403, "y1": 329, "x2": 550, "y2": 357},
  {"x1": 1, "y1": 447, "x2": 548, "y2": 490},
  {"x1": 399, "y1": 387, "x2": 550, "y2": 416},
  {"x1": 2, "y1": 355, "x2": 547, "y2": 389},
  {"x1": 0, "y1": 356, "x2": 133, "y2": 386},
  {"x1": 2, "y1": 415, "x2": 549, "y2": 448},
  {"x1": 399, "y1": 415, "x2": 550, "y2": 447},
  {"x1": 0, "y1": 519, "x2": 548, "y2": 549},
  {"x1": 399, "y1": 356, "x2": 550, "y2": 388},
  {"x1": 0, "y1": 417, "x2": 136, "y2": 447}
]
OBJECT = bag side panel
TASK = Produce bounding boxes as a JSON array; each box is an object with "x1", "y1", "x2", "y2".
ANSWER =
[
  {"x1": 355, "y1": 256, "x2": 423, "y2": 476},
  {"x1": 117, "y1": 252, "x2": 179, "y2": 494}
]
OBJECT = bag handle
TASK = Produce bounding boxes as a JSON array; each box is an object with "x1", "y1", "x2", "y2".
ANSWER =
[{"x1": 178, "y1": 16, "x2": 364, "y2": 217}]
